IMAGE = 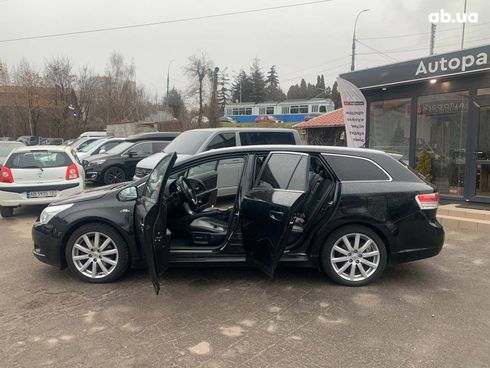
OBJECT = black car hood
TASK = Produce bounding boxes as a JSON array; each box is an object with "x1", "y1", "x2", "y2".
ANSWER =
[
  {"x1": 52, "y1": 183, "x2": 129, "y2": 206},
  {"x1": 85, "y1": 153, "x2": 119, "y2": 163}
]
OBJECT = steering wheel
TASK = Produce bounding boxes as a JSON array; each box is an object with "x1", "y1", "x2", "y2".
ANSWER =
[{"x1": 176, "y1": 176, "x2": 199, "y2": 211}]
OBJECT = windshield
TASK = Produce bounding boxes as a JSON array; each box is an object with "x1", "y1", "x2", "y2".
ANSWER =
[
  {"x1": 0, "y1": 143, "x2": 23, "y2": 156},
  {"x1": 164, "y1": 130, "x2": 211, "y2": 155},
  {"x1": 106, "y1": 141, "x2": 133, "y2": 155},
  {"x1": 78, "y1": 139, "x2": 105, "y2": 153}
]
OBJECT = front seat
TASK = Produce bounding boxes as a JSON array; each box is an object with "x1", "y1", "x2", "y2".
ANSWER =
[{"x1": 188, "y1": 217, "x2": 229, "y2": 246}]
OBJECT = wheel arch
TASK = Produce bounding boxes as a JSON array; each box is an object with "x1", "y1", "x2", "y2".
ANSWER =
[{"x1": 60, "y1": 217, "x2": 140, "y2": 269}]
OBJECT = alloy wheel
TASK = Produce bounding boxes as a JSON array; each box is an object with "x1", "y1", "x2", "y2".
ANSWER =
[
  {"x1": 71, "y1": 232, "x2": 119, "y2": 279},
  {"x1": 330, "y1": 233, "x2": 380, "y2": 282},
  {"x1": 105, "y1": 167, "x2": 125, "y2": 184}
]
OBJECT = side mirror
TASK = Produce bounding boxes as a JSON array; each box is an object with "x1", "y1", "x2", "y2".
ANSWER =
[
  {"x1": 127, "y1": 151, "x2": 135, "y2": 158},
  {"x1": 118, "y1": 186, "x2": 138, "y2": 201},
  {"x1": 99, "y1": 148, "x2": 106, "y2": 154}
]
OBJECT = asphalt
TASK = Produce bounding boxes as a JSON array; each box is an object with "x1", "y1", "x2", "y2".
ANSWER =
[{"x1": 1, "y1": 206, "x2": 489, "y2": 368}]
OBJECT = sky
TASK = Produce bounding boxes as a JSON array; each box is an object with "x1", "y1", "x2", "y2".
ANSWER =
[{"x1": 0, "y1": 0, "x2": 489, "y2": 102}]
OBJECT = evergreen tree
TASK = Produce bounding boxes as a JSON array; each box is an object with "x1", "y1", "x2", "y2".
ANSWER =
[
  {"x1": 217, "y1": 69, "x2": 230, "y2": 112},
  {"x1": 264, "y1": 65, "x2": 285, "y2": 101},
  {"x1": 231, "y1": 70, "x2": 252, "y2": 103},
  {"x1": 163, "y1": 88, "x2": 186, "y2": 118},
  {"x1": 331, "y1": 81, "x2": 342, "y2": 109},
  {"x1": 249, "y1": 58, "x2": 266, "y2": 103}
]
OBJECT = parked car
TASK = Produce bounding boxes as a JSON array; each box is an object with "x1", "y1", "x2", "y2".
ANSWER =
[
  {"x1": 0, "y1": 145, "x2": 85, "y2": 217},
  {"x1": 76, "y1": 138, "x2": 124, "y2": 161},
  {"x1": 32, "y1": 145, "x2": 444, "y2": 293},
  {"x1": 83, "y1": 132, "x2": 179, "y2": 185},
  {"x1": 69, "y1": 136, "x2": 105, "y2": 152},
  {"x1": 79, "y1": 131, "x2": 108, "y2": 138},
  {"x1": 219, "y1": 116, "x2": 235, "y2": 123},
  {"x1": 44, "y1": 138, "x2": 65, "y2": 145},
  {"x1": 133, "y1": 128, "x2": 302, "y2": 196},
  {"x1": 0, "y1": 141, "x2": 25, "y2": 167},
  {"x1": 255, "y1": 115, "x2": 283, "y2": 124},
  {"x1": 17, "y1": 136, "x2": 42, "y2": 146}
]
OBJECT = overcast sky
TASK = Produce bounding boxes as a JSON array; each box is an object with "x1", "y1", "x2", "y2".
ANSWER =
[{"x1": 0, "y1": 0, "x2": 489, "y2": 101}]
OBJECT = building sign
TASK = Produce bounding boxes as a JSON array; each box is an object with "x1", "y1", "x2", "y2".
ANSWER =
[
  {"x1": 336, "y1": 77, "x2": 366, "y2": 148},
  {"x1": 419, "y1": 100, "x2": 468, "y2": 115},
  {"x1": 339, "y1": 45, "x2": 490, "y2": 89}
]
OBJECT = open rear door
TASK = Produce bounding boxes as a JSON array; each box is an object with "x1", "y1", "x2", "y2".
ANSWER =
[
  {"x1": 240, "y1": 152, "x2": 309, "y2": 277},
  {"x1": 135, "y1": 152, "x2": 177, "y2": 294}
]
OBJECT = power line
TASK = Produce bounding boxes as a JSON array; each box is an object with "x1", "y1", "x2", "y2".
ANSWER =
[
  {"x1": 281, "y1": 62, "x2": 351, "y2": 83},
  {"x1": 0, "y1": 0, "x2": 334, "y2": 44},
  {"x1": 356, "y1": 40, "x2": 398, "y2": 62}
]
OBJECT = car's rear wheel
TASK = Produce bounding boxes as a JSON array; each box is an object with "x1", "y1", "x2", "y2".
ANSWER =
[
  {"x1": 103, "y1": 166, "x2": 126, "y2": 185},
  {"x1": 320, "y1": 225, "x2": 387, "y2": 286},
  {"x1": 65, "y1": 223, "x2": 129, "y2": 283},
  {"x1": 0, "y1": 206, "x2": 14, "y2": 218}
]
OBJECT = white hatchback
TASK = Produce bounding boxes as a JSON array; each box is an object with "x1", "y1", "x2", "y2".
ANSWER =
[{"x1": 0, "y1": 146, "x2": 84, "y2": 217}]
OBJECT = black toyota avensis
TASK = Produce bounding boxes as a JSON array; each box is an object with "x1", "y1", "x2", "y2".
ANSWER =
[{"x1": 32, "y1": 145, "x2": 444, "y2": 293}]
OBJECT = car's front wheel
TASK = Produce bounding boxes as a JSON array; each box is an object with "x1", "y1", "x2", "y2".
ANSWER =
[
  {"x1": 321, "y1": 225, "x2": 387, "y2": 286},
  {"x1": 65, "y1": 223, "x2": 129, "y2": 283},
  {"x1": 103, "y1": 166, "x2": 126, "y2": 185}
]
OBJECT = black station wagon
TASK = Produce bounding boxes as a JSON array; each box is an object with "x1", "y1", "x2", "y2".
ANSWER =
[{"x1": 32, "y1": 145, "x2": 444, "y2": 293}]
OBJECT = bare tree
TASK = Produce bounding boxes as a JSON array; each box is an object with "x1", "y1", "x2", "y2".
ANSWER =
[
  {"x1": 184, "y1": 54, "x2": 213, "y2": 128},
  {"x1": 44, "y1": 57, "x2": 76, "y2": 136},
  {"x1": 75, "y1": 65, "x2": 97, "y2": 126},
  {"x1": 13, "y1": 59, "x2": 45, "y2": 136},
  {"x1": 0, "y1": 60, "x2": 10, "y2": 85}
]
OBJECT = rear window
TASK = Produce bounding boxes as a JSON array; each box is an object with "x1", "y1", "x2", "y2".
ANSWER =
[
  {"x1": 324, "y1": 154, "x2": 390, "y2": 181},
  {"x1": 7, "y1": 151, "x2": 72, "y2": 168},
  {"x1": 164, "y1": 130, "x2": 212, "y2": 155},
  {"x1": 256, "y1": 153, "x2": 308, "y2": 191},
  {"x1": 239, "y1": 132, "x2": 295, "y2": 146},
  {"x1": 206, "y1": 133, "x2": 236, "y2": 150}
]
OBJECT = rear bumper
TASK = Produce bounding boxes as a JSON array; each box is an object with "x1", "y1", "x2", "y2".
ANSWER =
[
  {"x1": 0, "y1": 182, "x2": 83, "y2": 207},
  {"x1": 32, "y1": 222, "x2": 64, "y2": 268}
]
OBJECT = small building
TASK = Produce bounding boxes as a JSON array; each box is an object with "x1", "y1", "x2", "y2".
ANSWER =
[
  {"x1": 224, "y1": 98, "x2": 334, "y2": 123},
  {"x1": 106, "y1": 121, "x2": 158, "y2": 137},
  {"x1": 339, "y1": 44, "x2": 490, "y2": 203},
  {"x1": 294, "y1": 108, "x2": 346, "y2": 146}
]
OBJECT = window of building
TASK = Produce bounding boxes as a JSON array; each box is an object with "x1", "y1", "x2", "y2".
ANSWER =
[
  {"x1": 416, "y1": 91, "x2": 468, "y2": 196},
  {"x1": 206, "y1": 133, "x2": 237, "y2": 150},
  {"x1": 259, "y1": 107, "x2": 266, "y2": 115},
  {"x1": 239, "y1": 131, "x2": 296, "y2": 146},
  {"x1": 256, "y1": 153, "x2": 308, "y2": 191},
  {"x1": 369, "y1": 98, "x2": 411, "y2": 160},
  {"x1": 266, "y1": 106, "x2": 274, "y2": 114},
  {"x1": 311, "y1": 105, "x2": 319, "y2": 113},
  {"x1": 282, "y1": 106, "x2": 290, "y2": 114},
  {"x1": 324, "y1": 154, "x2": 390, "y2": 181},
  {"x1": 319, "y1": 105, "x2": 327, "y2": 113}
]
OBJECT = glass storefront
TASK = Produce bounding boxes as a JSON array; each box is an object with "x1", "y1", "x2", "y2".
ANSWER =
[
  {"x1": 475, "y1": 89, "x2": 490, "y2": 197},
  {"x1": 369, "y1": 98, "x2": 410, "y2": 160},
  {"x1": 416, "y1": 91, "x2": 468, "y2": 196}
]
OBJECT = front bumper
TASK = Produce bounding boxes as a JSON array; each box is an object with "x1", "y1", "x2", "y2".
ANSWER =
[
  {"x1": 85, "y1": 171, "x2": 102, "y2": 182},
  {"x1": 32, "y1": 222, "x2": 64, "y2": 268}
]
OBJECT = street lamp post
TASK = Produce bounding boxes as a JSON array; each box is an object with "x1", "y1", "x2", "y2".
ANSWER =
[
  {"x1": 351, "y1": 9, "x2": 370, "y2": 71},
  {"x1": 166, "y1": 59, "x2": 175, "y2": 106}
]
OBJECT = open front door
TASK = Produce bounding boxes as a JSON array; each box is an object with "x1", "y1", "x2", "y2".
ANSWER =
[
  {"x1": 135, "y1": 152, "x2": 177, "y2": 294},
  {"x1": 240, "y1": 152, "x2": 309, "y2": 277}
]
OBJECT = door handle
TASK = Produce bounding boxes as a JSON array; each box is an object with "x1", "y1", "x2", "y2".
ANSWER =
[{"x1": 269, "y1": 210, "x2": 284, "y2": 221}]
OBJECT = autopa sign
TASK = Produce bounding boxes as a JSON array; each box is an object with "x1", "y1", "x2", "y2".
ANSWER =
[
  {"x1": 415, "y1": 52, "x2": 488, "y2": 76},
  {"x1": 339, "y1": 45, "x2": 490, "y2": 89}
]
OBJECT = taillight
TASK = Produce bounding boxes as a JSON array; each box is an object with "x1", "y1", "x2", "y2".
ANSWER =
[
  {"x1": 415, "y1": 192, "x2": 440, "y2": 210},
  {"x1": 65, "y1": 164, "x2": 79, "y2": 180},
  {"x1": 0, "y1": 166, "x2": 14, "y2": 183}
]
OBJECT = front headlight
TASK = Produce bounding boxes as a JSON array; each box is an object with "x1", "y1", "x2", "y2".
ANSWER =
[{"x1": 39, "y1": 204, "x2": 74, "y2": 224}]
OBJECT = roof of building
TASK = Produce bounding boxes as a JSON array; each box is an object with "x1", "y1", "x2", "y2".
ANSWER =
[{"x1": 293, "y1": 108, "x2": 344, "y2": 129}]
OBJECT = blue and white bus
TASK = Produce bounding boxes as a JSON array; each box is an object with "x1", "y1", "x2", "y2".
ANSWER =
[{"x1": 224, "y1": 98, "x2": 335, "y2": 123}]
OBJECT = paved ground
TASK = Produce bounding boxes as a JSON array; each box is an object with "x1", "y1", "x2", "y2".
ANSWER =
[{"x1": 1, "y1": 206, "x2": 489, "y2": 368}]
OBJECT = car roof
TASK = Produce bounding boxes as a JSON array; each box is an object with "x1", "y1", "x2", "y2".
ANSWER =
[
  {"x1": 11, "y1": 145, "x2": 72, "y2": 153},
  {"x1": 126, "y1": 132, "x2": 181, "y2": 142},
  {"x1": 0, "y1": 141, "x2": 24, "y2": 145}
]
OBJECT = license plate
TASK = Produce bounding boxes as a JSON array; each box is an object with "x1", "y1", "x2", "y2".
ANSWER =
[{"x1": 27, "y1": 190, "x2": 57, "y2": 199}]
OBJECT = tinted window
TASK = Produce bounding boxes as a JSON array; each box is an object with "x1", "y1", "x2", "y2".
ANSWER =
[
  {"x1": 128, "y1": 142, "x2": 153, "y2": 157},
  {"x1": 97, "y1": 141, "x2": 119, "y2": 153},
  {"x1": 325, "y1": 155, "x2": 390, "y2": 181},
  {"x1": 207, "y1": 133, "x2": 236, "y2": 150},
  {"x1": 152, "y1": 141, "x2": 169, "y2": 153},
  {"x1": 7, "y1": 151, "x2": 71, "y2": 168},
  {"x1": 164, "y1": 130, "x2": 212, "y2": 155},
  {"x1": 239, "y1": 132, "x2": 295, "y2": 146},
  {"x1": 257, "y1": 153, "x2": 308, "y2": 191}
]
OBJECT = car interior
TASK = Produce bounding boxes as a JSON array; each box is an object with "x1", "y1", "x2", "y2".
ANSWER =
[{"x1": 164, "y1": 153, "x2": 335, "y2": 251}]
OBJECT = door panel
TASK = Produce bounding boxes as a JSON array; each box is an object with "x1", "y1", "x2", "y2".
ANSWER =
[{"x1": 135, "y1": 152, "x2": 177, "y2": 294}]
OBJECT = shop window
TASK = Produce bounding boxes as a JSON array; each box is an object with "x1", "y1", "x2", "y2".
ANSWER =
[
  {"x1": 369, "y1": 98, "x2": 411, "y2": 160},
  {"x1": 416, "y1": 91, "x2": 468, "y2": 196},
  {"x1": 477, "y1": 88, "x2": 490, "y2": 96}
]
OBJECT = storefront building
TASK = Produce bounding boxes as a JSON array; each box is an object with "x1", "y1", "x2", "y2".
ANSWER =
[{"x1": 340, "y1": 45, "x2": 490, "y2": 203}]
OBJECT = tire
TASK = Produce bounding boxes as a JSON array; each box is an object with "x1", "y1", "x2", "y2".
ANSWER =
[
  {"x1": 320, "y1": 225, "x2": 387, "y2": 286},
  {"x1": 65, "y1": 223, "x2": 129, "y2": 283},
  {"x1": 0, "y1": 206, "x2": 14, "y2": 218},
  {"x1": 103, "y1": 166, "x2": 126, "y2": 185}
]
